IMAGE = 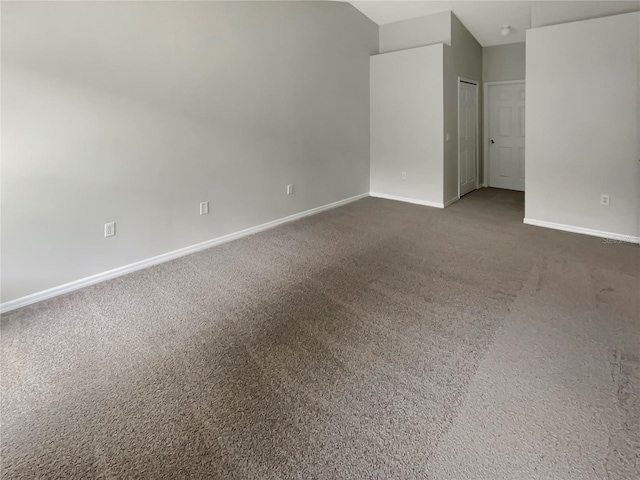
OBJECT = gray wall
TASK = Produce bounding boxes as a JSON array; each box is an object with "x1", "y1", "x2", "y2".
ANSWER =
[
  {"x1": 373, "y1": 11, "x2": 482, "y2": 203},
  {"x1": 530, "y1": 1, "x2": 640, "y2": 28},
  {"x1": 370, "y1": 44, "x2": 444, "y2": 204},
  {"x1": 526, "y1": 12, "x2": 639, "y2": 239},
  {"x1": 1, "y1": 1, "x2": 378, "y2": 302},
  {"x1": 379, "y1": 11, "x2": 451, "y2": 54},
  {"x1": 483, "y1": 43, "x2": 526, "y2": 82},
  {"x1": 444, "y1": 14, "x2": 483, "y2": 200}
]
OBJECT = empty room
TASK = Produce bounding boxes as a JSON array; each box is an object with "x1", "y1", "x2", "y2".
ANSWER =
[{"x1": 1, "y1": 0, "x2": 639, "y2": 478}]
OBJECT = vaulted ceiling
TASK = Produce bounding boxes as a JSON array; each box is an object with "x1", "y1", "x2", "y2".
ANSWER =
[{"x1": 348, "y1": 1, "x2": 640, "y2": 46}]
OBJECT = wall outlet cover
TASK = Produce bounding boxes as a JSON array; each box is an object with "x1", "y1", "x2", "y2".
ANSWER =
[{"x1": 104, "y1": 222, "x2": 115, "y2": 237}]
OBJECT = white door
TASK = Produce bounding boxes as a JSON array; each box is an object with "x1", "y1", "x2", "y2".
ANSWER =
[
  {"x1": 488, "y1": 83, "x2": 525, "y2": 191},
  {"x1": 459, "y1": 80, "x2": 478, "y2": 197}
]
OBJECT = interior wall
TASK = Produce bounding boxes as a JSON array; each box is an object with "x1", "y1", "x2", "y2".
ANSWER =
[
  {"x1": 444, "y1": 13, "x2": 483, "y2": 200},
  {"x1": 373, "y1": 11, "x2": 482, "y2": 203},
  {"x1": 0, "y1": 1, "x2": 378, "y2": 303},
  {"x1": 530, "y1": 1, "x2": 640, "y2": 28},
  {"x1": 443, "y1": 45, "x2": 457, "y2": 202},
  {"x1": 483, "y1": 43, "x2": 526, "y2": 82},
  {"x1": 370, "y1": 44, "x2": 444, "y2": 205},
  {"x1": 379, "y1": 11, "x2": 451, "y2": 54},
  {"x1": 525, "y1": 12, "x2": 639, "y2": 239}
]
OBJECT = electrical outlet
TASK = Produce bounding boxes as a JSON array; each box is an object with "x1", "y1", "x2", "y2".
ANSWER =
[
  {"x1": 104, "y1": 222, "x2": 115, "y2": 237},
  {"x1": 287, "y1": 184, "x2": 294, "y2": 195},
  {"x1": 200, "y1": 201, "x2": 209, "y2": 215},
  {"x1": 600, "y1": 195, "x2": 610, "y2": 206},
  {"x1": 401, "y1": 172, "x2": 407, "y2": 180}
]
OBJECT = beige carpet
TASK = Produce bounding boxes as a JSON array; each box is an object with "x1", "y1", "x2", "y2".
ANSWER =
[{"x1": 2, "y1": 188, "x2": 639, "y2": 479}]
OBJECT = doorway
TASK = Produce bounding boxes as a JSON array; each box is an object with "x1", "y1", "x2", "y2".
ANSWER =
[
  {"x1": 484, "y1": 81, "x2": 525, "y2": 191},
  {"x1": 458, "y1": 78, "x2": 479, "y2": 197}
]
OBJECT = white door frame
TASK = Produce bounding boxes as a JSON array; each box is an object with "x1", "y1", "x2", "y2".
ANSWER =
[
  {"x1": 458, "y1": 77, "x2": 480, "y2": 198},
  {"x1": 483, "y1": 80, "x2": 525, "y2": 187}
]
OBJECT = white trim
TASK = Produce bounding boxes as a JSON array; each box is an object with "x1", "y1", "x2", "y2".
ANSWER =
[
  {"x1": 370, "y1": 192, "x2": 444, "y2": 209},
  {"x1": 484, "y1": 80, "x2": 525, "y2": 85},
  {"x1": 523, "y1": 218, "x2": 640, "y2": 244},
  {"x1": 444, "y1": 196, "x2": 460, "y2": 207},
  {"x1": 484, "y1": 80, "x2": 525, "y2": 188},
  {"x1": 458, "y1": 77, "x2": 480, "y2": 197},
  {"x1": 0, "y1": 193, "x2": 369, "y2": 314}
]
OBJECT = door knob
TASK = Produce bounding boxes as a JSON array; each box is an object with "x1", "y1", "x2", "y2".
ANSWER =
[{"x1": 491, "y1": 139, "x2": 495, "y2": 144}]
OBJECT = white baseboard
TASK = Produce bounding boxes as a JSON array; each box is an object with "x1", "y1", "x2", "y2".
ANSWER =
[
  {"x1": 523, "y1": 218, "x2": 640, "y2": 244},
  {"x1": 370, "y1": 192, "x2": 444, "y2": 209},
  {"x1": 0, "y1": 193, "x2": 369, "y2": 314},
  {"x1": 443, "y1": 196, "x2": 460, "y2": 207}
]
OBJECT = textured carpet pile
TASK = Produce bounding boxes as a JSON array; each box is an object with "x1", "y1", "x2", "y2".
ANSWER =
[{"x1": 1, "y1": 189, "x2": 639, "y2": 479}]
